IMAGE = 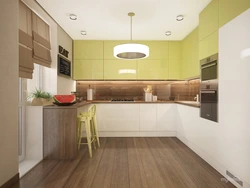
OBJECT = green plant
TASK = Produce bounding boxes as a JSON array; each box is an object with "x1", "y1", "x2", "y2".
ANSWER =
[{"x1": 29, "y1": 88, "x2": 52, "y2": 100}]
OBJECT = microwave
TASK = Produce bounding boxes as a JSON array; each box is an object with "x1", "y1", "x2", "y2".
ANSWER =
[{"x1": 200, "y1": 53, "x2": 218, "y2": 81}]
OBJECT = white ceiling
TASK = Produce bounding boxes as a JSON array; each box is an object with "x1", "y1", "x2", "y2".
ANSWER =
[{"x1": 36, "y1": 0, "x2": 211, "y2": 40}]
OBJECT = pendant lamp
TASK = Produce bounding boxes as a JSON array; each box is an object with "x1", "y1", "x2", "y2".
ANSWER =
[{"x1": 114, "y1": 12, "x2": 149, "y2": 60}]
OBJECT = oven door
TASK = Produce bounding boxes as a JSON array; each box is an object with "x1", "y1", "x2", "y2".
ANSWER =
[
  {"x1": 201, "y1": 61, "x2": 217, "y2": 81},
  {"x1": 200, "y1": 90, "x2": 218, "y2": 122}
]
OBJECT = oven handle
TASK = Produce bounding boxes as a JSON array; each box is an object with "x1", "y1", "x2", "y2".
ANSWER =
[
  {"x1": 201, "y1": 62, "x2": 217, "y2": 69},
  {"x1": 201, "y1": 90, "x2": 216, "y2": 94}
]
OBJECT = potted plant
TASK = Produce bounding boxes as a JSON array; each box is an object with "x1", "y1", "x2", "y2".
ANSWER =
[{"x1": 29, "y1": 88, "x2": 53, "y2": 106}]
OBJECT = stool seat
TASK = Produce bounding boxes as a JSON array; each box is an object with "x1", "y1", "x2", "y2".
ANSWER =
[{"x1": 77, "y1": 105, "x2": 100, "y2": 158}]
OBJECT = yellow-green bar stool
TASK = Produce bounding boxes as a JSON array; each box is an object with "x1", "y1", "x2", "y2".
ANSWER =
[{"x1": 77, "y1": 106, "x2": 95, "y2": 158}]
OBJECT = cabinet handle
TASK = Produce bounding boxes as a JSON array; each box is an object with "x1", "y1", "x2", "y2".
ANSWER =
[
  {"x1": 206, "y1": 114, "x2": 210, "y2": 117},
  {"x1": 201, "y1": 90, "x2": 216, "y2": 94}
]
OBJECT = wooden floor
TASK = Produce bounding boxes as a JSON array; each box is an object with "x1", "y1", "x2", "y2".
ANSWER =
[{"x1": 14, "y1": 137, "x2": 235, "y2": 188}]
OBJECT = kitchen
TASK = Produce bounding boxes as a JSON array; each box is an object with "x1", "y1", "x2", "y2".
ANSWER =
[{"x1": 1, "y1": 0, "x2": 250, "y2": 188}]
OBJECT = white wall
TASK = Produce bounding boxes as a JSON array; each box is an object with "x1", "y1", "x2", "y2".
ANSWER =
[
  {"x1": 176, "y1": 9, "x2": 250, "y2": 188},
  {"x1": 0, "y1": 0, "x2": 19, "y2": 186},
  {"x1": 57, "y1": 26, "x2": 75, "y2": 94}
]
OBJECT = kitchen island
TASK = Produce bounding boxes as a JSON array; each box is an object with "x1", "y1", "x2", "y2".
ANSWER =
[{"x1": 43, "y1": 100, "x2": 200, "y2": 160}]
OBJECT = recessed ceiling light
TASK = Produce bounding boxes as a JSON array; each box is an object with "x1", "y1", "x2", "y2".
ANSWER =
[
  {"x1": 81, "y1": 30, "x2": 87, "y2": 35},
  {"x1": 176, "y1": 15, "x2": 184, "y2": 21},
  {"x1": 69, "y1": 14, "x2": 77, "y2": 20},
  {"x1": 165, "y1": 31, "x2": 171, "y2": 36}
]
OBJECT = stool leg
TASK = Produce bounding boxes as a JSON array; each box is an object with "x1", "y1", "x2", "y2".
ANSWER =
[
  {"x1": 93, "y1": 116, "x2": 100, "y2": 147},
  {"x1": 77, "y1": 121, "x2": 82, "y2": 150},
  {"x1": 86, "y1": 118, "x2": 92, "y2": 158},
  {"x1": 90, "y1": 119, "x2": 96, "y2": 150}
]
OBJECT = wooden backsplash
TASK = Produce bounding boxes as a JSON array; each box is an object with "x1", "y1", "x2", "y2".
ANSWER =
[{"x1": 76, "y1": 80, "x2": 200, "y2": 101}]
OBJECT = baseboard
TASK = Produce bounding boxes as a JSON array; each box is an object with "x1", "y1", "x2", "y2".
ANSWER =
[
  {"x1": 0, "y1": 173, "x2": 19, "y2": 188},
  {"x1": 177, "y1": 134, "x2": 249, "y2": 188},
  {"x1": 99, "y1": 131, "x2": 177, "y2": 137}
]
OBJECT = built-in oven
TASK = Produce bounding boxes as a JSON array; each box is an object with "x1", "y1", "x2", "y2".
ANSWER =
[
  {"x1": 201, "y1": 53, "x2": 218, "y2": 81},
  {"x1": 200, "y1": 53, "x2": 218, "y2": 122},
  {"x1": 200, "y1": 82, "x2": 218, "y2": 122}
]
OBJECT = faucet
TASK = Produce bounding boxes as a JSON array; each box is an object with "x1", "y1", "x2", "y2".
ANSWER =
[{"x1": 194, "y1": 94, "x2": 199, "y2": 102}]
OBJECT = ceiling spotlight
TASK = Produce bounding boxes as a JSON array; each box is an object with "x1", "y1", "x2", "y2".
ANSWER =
[
  {"x1": 81, "y1": 30, "x2": 87, "y2": 35},
  {"x1": 69, "y1": 14, "x2": 77, "y2": 20},
  {"x1": 165, "y1": 31, "x2": 171, "y2": 36},
  {"x1": 176, "y1": 15, "x2": 184, "y2": 21}
]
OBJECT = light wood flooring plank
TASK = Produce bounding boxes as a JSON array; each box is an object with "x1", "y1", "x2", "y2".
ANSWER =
[
  {"x1": 160, "y1": 137, "x2": 229, "y2": 188},
  {"x1": 127, "y1": 138, "x2": 148, "y2": 188},
  {"x1": 63, "y1": 137, "x2": 108, "y2": 188},
  {"x1": 134, "y1": 137, "x2": 174, "y2": 188},
  {"x1": 110, "y1": 138, "x2": 130, "y2": 188},
  {"x1": 171, "y1": 137, "x2": 235, "y2": 188},
  {"x1": 89, "y1": 137, "x2": 117, "y2": 188},
  {"x1": 146, "y1": 137, "x2": 198, "y2": 188}
]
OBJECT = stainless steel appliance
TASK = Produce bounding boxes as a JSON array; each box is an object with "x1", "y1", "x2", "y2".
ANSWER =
[
  {"x1": 201, "y1": 53, "x2": 218, "y2": 81},
  {"x1": 200, "y1": 53, "x2": 218, "y2": 122}
]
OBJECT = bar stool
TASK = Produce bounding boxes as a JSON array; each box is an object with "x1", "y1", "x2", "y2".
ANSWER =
[
  {"x1": 77, "y1": 106, "x2": 95, "y2": 158},
  {"x1": 77, "y1": 105, "x2": 100, "y2": 158}
]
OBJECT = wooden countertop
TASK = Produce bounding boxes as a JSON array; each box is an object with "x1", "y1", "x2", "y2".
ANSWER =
[{"x1": 44, "y1": 100, "x2": 200, "y2": 108}]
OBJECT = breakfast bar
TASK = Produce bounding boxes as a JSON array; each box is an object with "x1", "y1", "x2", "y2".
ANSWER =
[{"x1": 43, "y1": 100, "x2": 199, "y2": 160}]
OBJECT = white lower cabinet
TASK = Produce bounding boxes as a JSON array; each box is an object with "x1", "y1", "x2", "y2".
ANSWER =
[
  {"x1": 157, "y1": 104, "x2": 177, "y2": 131},
  {"x1": 97, "y1": 104, "x2": 140, "y2": 131},
  {"x1": 96, "y1": 103, "x2": 177, "y2": 134},
  {"x1": 139, "y1": 104, "x2": 157, "y2": 131}
]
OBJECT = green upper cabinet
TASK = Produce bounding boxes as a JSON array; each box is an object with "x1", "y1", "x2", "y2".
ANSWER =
[
  {"x1": 74, "y1": 40, "x2": 104, "y2": 59},
  {"x1": 181, "y1": 27, "x2": 199, "y2": 79},
  {"x1": 73, "y1": 59, "x2": 103, "y2": 80},
  {"x1": 104, "y1": 60, "x2": 137, "y2": 80},
  {"x1": 199, "y1": 0, "x2": 219, "y2": 41},
  {"x1": 104, "y1": 41, "x2": 127, "y2": 60},
  {"x1": 169, "y1": 58, "x2": 181, "y2": 79},
  {"x1": 137, "y1": 59, "x2": 168, "y2": 80},
  {"x1": 73, "y1": 40, "x2": 180, "y2": 80},
  {"x1": 138, "y1": 41, "x2": 168, "y2": 60},
  {"x1": 219, "y1": 0, "x2": 250, "y2": 27},
  {"x1": 168, "y1": 42, "x2": 181, "y2": 79},
  {"x1": 199, "y1": 31, "x2": 218, "y2": 60}
]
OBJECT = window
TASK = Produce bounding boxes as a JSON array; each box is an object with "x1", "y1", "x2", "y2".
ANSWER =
[{"x1": 18, "y1": 64, "x2": 42, "y2": 162}]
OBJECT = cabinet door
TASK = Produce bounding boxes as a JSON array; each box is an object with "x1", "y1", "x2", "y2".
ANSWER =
[
  {"x1": 168, "y1": 58, "x2": 181, "y2": 79},
  {"x1": 73, "y1": 59, "x2": 103, "y2": 80},
  {"x1": 157, "y1": 104, "x2": 176, "y2": 131},
  {"x1": 199, "y1": 0, "x2": 219, "y2": 41},
  {"x1": 168, "y1": 42, "x2": 181, "y2": 79},
  {"x1": 219, "y1": 0, "x2": 250, "y2": 28},
  {"x1": 199, "y1": 31, "x2": 218, "y2": 60},
  {"x1": 139, "y1": 104, "x2": 157, "y2": 131},
  {"x1": 97, "y1": 104, "x2": 140, "y2": 131},
  {"x1": 181, "y1": 27, "x2": 199, "y2": 79},
  {"x1": 74, "y1": 41, "x2": 103, "y2": 60},
  {"x1": 104, "y1": 41, "x2": 127, "y2": 60},
  {"x1": 104, "y1": 60, "x2": 137, "y2": 80},
  {"x1": 137, "y1": 59, "x2": 168, "y2": 79},
  {"x1": 137, "y1": 41, "x2": 168, "y2": 60}
]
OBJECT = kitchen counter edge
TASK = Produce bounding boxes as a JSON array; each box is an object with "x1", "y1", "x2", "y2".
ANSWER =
[{"x1": 43, "y1": 100, "x2": 200, "y2": 109}]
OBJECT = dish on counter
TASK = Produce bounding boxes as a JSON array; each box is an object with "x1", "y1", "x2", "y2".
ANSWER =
[{"x1": 53, "y1": 101, "x2": 76, "y2": 106}]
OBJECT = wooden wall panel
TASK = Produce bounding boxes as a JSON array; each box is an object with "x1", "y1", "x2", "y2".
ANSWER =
[{"x1": 43, "y1": 108, "x2": 77, "y2": 160}]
